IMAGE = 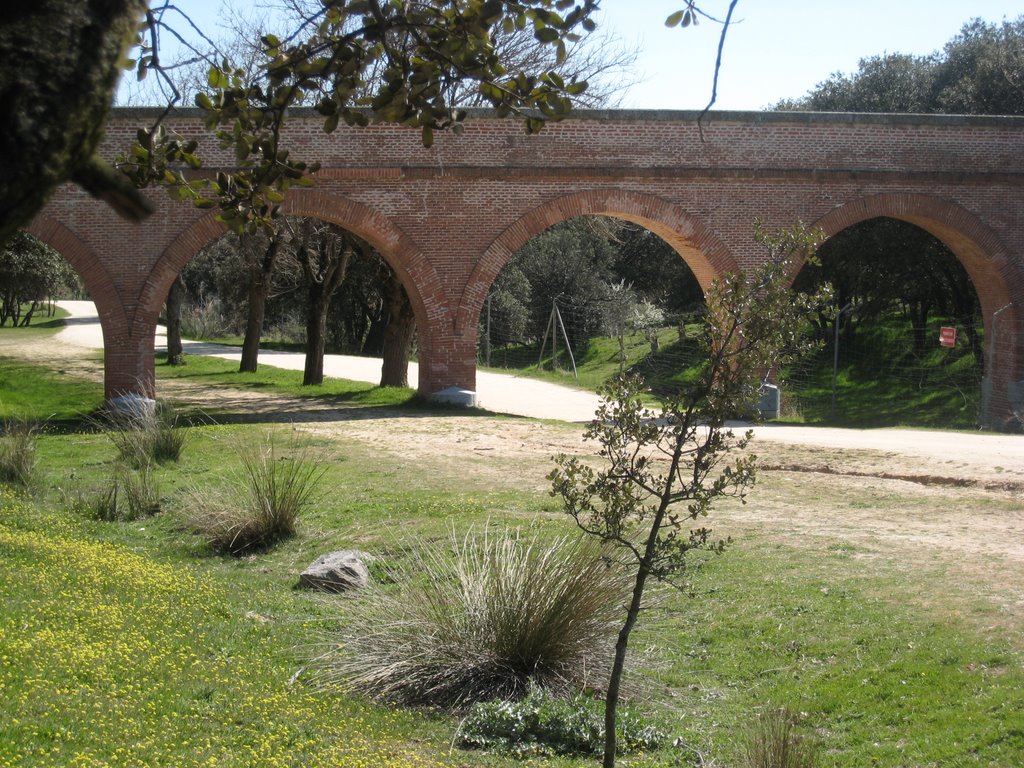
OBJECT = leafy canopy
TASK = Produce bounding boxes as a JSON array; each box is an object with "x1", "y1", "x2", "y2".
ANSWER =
[
  {"x1": 119, "y1": 0, "x2": 599, "y2": 233},
  {"x1": 776, "y1": 15, "x2": 1024, "y2": 115},
  {"x1": 0, "y1": 233, "x2": 74, "y2": 327}
]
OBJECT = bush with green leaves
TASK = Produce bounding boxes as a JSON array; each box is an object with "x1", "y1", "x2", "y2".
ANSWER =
[
  {"x1": 0, "y1": 232, "x2": 74, "y2": 327},
  {"x1": 460, "y1": 687, "x2": 665, "y2": 758},
  {"x1": 0, "y1": 420, "x2": 37, "y2": 487},
  {"x1": 317, "y1": 529, "x2": 631, "y2": 707},
  {"x1": 181, "y1": 434, "x2": 324, "y2": 555}
]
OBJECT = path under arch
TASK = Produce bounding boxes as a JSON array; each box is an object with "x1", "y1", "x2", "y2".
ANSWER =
[{"x1": 53, "y1": 300, "x2": 1024, "y2": 467}]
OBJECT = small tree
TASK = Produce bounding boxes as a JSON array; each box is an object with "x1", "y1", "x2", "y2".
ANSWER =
[
  {"x1": 286, "y1": 218, "x2": 358, "y2": 386},
  {"x1": 601, "y1": 280, "x2": 639, "y2": 373},
  {"x1": 548, "y1": 223, "x2": 831, "y2": 768}
]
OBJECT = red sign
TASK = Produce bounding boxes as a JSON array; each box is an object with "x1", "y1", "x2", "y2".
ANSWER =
[{"x1": 939, "y1": 326, "x2": 957, "y2": 347}]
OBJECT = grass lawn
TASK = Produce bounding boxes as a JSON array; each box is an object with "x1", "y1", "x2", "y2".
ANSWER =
[
  {"x1": 0, "y1": 306, "x2": 105, "y2": 423},
  {"x1": 481, "y1": 325, "x2": 702, "y2": 396},
  {"x1": 0, "y1": 356, "x2": 104, "y2": 423},
  {"x1": 779, "y1": 317, "x2": 983, "y2": 429},
  {"x1": 1, "y1": 350, "x2": 1021, "y2": 766},
  {"x1": 483, "y1": 316, "x2": 985, "y2": 430}
]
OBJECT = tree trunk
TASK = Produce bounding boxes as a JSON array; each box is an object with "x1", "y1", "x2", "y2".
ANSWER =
[
  {"x1": 165, "y1": 275, "x2": 185, "y2": 365},
  {"x1": 19, "y1": 301, "x2": 38, "y2": 327},
  {"x1": 239, "y1": 237, "x2": 279, "y2": 373},
  {"x1": 300, "y1": 233, "x2": 351, "y2": 386},
  {"x1": 603, "y1": 565, "x2": 650, "y2": 768},
  {"x1": 909, "y1": 301, "x2": 931, "y2": 356},
  {"x1": 239, "y1": 277, "x2": 269, "y2": 373},
  {"x1": 380, "y1": 276, "x2": 416, "y2": 388},
  {"x1": 303, "y1": 287, "x2": 329, "y2": 385}
]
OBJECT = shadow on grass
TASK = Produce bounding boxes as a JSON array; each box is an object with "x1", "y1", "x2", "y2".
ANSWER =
[
  {"x1": 32, "y1": 317, "x2": 69, "y2": 329},
  {"x1": 154, "y1": 352, "x2": 523, "y2": 427},
  {"x1": 196, "y1": 401, "x2": 521, "y2": 428}
]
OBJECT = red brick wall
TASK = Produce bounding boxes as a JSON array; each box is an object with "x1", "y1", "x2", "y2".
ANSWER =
[{"x1": 33, "y1": 108, "x2": 1024, "y2": 426}]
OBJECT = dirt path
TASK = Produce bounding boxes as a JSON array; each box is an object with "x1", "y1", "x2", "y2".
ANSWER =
[{"x1": 3, "y1": 320, "x2": 1023, "y2": 630}]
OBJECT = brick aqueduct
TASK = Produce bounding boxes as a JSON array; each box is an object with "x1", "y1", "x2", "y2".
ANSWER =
[{"x1": 29, "y1": 108, "x2": 1024, "y2": 428}]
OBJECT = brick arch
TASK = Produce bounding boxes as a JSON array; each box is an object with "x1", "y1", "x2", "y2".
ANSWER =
[
  {"x1": 276, "y1": 190, "x2": 445, "y2": 346},
  {"x1": 454, "y1": 189, "x2": 735, "y2": 339},
  {"x1": 135, "y1": 210, "x2": 226, "y2": 327},
  {"x1": 24, "y1": 214, "x2": 128, "y2": 335},
  {"x1": 135, "y1": 191, "x2": 445, "y2": 381},
  {"x1": 809, "y1": 192, "x2": 1022, "y2": 422},
  {"x1": 811, "y1": 193, "x2": 1016, "y2": 310},
  {"x1": 137, "y1": 192, "x2": 441, "y2": 329}
]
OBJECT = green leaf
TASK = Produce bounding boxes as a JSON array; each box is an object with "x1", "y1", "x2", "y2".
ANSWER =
[
  {"x1": 535, "y1": 27, "x2": 560, "y2": 44},
  {"x1": 480, "y1": 0, "x2": 504, "y2": 23},
  {"x1": 665, "y1": 10, "x2": 685, "y2": 27}
]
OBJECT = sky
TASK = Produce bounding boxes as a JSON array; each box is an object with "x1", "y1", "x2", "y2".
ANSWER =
[
  {"x1": 132, "y1": 1, "x2": 1022, "y2": 111},
  {"x1": 598, "y1": 0, "x2": 1022, "y2": 110}
]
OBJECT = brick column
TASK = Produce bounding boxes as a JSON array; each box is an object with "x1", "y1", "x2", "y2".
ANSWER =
[
  {"x1": 417, "y1": 326, "x2": 478, "y2": 396},
  {"x1": 99, "y1": 306, "x2": 157, "y2": 401},
  {"x1": 981, "y1": 302, "x2": 1021, "y2": 429}
]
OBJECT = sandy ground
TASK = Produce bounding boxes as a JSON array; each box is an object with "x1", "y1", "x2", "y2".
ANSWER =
[
  {"x1": 50, "y1": 300, "x2": 1024, "y2": 483},
  {"x1": 3, "y1": 302, "x2": 1023, "y2": 629}
]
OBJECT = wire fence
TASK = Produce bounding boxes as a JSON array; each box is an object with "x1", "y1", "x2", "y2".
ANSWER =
[
  {"x1": 779, "y1": 312, "x2": 984, "y2": 428},
  {"x1": 478, "y1": 299, "x2": 987, "y2": 429}
]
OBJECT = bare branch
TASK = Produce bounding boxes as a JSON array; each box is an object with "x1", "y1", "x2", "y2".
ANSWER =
[{"x1": 697, "y1": 0, "x2": 739, "y2": 141}]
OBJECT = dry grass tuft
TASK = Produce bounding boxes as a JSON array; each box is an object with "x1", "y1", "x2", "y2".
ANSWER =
[
  {"x1": 316, "y1": 528, "x2": 632, "y2": 707},
  {"x1": 181, "y1": 434, "x2": 324, "y2": 555}
]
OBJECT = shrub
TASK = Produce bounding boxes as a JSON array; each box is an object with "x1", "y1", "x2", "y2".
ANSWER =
[
  {"x1": 317, "y1": 529, "x2": 631, "y2": 707},
  {"x1": 0, "y1": 420, "x2": 37, "y2": 487},
  {"x1": 106, "y1": 403, "x2": 189, "y2": 467},
  {"x1": 117, "y1": 463, "x2": 161, "y2": 520},
  {"x1": 180, "y1": 296, "x2": 232, "y2": 339},
  {"x1": 181, "y1": 435, "x2": 324, "y2": 555},
  {"x1": 460, "y1": 687, "x2": 665, "y2": 757},
  {"x1": 69, "y1": 464, "x2": 160, "y2": 521},
  {"x1": 741, "y1": 708, "x2": 819, "y2": 768},
  {"x1": 65, "y1": 484, "x2": 119, "y2": 521}
]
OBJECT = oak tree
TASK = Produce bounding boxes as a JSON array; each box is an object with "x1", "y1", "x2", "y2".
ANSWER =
[{"x1": 549, "y1": 223, "x2": 831, "y2": 768}]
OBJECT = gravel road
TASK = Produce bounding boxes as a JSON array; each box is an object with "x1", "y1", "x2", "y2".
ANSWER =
[{"x1": 55, "y1": 300, "x2": 1023, "y2": 476}]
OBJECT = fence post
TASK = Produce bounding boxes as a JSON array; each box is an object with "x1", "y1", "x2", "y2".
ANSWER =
[{"x1": 831, "y1": 303, "x2": 852, "y2": 421}]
